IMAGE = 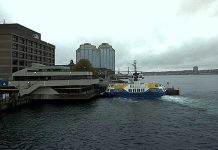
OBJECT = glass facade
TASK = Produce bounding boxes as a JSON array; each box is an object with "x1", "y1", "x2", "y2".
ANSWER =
[
  {"x1": 99, "y1": 43, "x2": 115, "y2": 71},
  {"x1": 76, "y1": 43, "x2": 115, "y2": 71},
  {"x1": 76, "y1": 43, "x2": 100, "y2": 68}
]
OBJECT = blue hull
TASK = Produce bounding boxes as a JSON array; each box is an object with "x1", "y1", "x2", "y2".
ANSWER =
[{"x1": 105, "y1": 90, "x2": 165, "y2": 99}]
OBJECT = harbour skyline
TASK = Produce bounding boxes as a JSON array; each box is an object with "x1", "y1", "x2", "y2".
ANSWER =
[{"x1": 0, "y1": 0, "x2": 218, "y2": 71}]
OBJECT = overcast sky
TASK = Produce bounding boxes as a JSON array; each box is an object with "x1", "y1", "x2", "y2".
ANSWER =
[{"x1": 1, "y1": 0, "x2": 218, "y2": 71}]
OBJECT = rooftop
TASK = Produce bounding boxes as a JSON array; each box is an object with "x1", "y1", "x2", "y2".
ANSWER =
[{"x1": 0, "y1": 23, "x2": 41, "y2": 38}]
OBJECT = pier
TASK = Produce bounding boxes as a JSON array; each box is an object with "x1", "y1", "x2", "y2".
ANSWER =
[
  {"x1": 0, "y1": 82, "x2": 107, "y2": 112},
  {"x1": 0, "y1": 86, "x2": 32, "y2": 112}
]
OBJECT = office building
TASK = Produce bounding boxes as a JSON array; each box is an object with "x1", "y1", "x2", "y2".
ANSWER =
[
  {"x1": 193, "y1": 66, "x2": 198, "y2": 72},
  {"x1": 193, "y1": 66, "x2": 199, "y2": 74},
  {"x1": 98, "y1": 43, "x2": 115, "y2": 71},
  {"x1": 0, "y1": 23, "x2": 55, "y2": 80},
  {"x1": 76, "y1": 43, "x2": 115, "y2": 72},
  {"x1": 76, "y1": 43, "x2": 100, "y2": 68}
]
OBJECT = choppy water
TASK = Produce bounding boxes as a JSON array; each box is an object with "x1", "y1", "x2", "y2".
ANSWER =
[{"x1": 1, "y1": 75, "x2": 218, "y2": 149}]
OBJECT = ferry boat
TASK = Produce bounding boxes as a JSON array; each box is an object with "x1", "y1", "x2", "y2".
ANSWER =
[{"x1": 105, "y1": 61, "x2": 166, "y2": 99}]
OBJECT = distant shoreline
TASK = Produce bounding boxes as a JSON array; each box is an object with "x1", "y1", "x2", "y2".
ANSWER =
[
  {"x1": 143, "y1": 69, "x2": 218, "y2": 76},
  {"x1": 143, "y1": 74, "x2": 218, "y2": 76}
]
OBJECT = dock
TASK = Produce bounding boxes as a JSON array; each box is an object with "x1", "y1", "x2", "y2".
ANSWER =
[
  {"x1": 0, "y1": 86, "x2": 33, "y2": 112},
  {"x1": 165, "y1": 82, "x2": 180, "y2": 95},
  {"x1": 166, "y1": 87, "x2": 180, "y2": 95}
]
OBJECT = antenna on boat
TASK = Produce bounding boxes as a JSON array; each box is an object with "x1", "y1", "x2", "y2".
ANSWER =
[
  {"x1": 132, "y1": 60, "x2": 139, "y2": 81},
  {"x1": 133, "y1": 60, "x2": 137, "y2": 73}
]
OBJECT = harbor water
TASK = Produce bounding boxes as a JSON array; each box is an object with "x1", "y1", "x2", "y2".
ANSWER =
[{"x1": 1, "y1": 75, "x2": 218, "y2": 149}]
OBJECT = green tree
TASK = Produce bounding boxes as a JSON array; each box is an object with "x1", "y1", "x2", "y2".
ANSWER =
[
  {"x1": 68, "y1": 59, "x2": 75, "y2": 71},
  {"x1": 74, "y1": 59, "x2": 92, "y2": 71},
  {"x1": 74, "y1": 59, "x2": 99, "y2": 78},
  {"x1": 68, "y1": 60, "x2": 75, "y2": 66}
]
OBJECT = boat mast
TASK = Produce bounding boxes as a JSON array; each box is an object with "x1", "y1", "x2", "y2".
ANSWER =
[
  {"x1": 133, "y1": 60, "x2": 137, "y2": 73},
  {"x1": 132, "y1": 60, "x2": 139, "y2": 81}
]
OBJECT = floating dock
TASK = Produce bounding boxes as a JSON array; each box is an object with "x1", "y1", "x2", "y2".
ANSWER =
[{"x1": 166, "y1": 87, "x2": 180, "y2": 95}]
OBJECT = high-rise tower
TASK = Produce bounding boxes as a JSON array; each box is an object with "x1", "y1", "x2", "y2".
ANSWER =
[
  {"x1": 76, "y1": 43, "x2": 100, "y2": 68},
  {"x1": 76, "y1": 43, "x2": 115, "y2": 72}
]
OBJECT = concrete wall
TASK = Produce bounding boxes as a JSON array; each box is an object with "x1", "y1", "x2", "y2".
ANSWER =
[
  {"x1": 0, "y1": 34, "x2": 12, "y2": 80},
  {"x1": 11, "y1": 79, "x2": 99, "y2": 87},
  {"x1": 10, "y1": 79, "x2": 99, "y2": 96},
  {"x1": 32, "y1": 87, "x2": 59, "y2": 94},
  {"x1": 13, "y1": 70, "x2": 93, "y2": 76}
]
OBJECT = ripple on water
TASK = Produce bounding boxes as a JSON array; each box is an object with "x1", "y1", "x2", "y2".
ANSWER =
[
  {"x1": 1, "y1": 96, "x2": 218, "y2": 149},
  {"x1": 161, "y1": 95, "x2": 218, "y2": 116}
]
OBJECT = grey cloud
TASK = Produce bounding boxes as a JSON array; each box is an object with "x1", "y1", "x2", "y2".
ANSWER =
[
  {"x1": 212, "y1": 10, "x2": 218, "y2": 17},
  {"x1": 0, "y1": 5, "x2": 13, "y2": 24},
  {"x1": 138, "y1": 36, "x2": 218, "y2": 70},
  {"x1": 55, "y1": 45, "x2": 75, "y2": 65},
  {"x1": 178, "y1": 0, "x2": 217, "y2": 17},
  {"x1": 0, "y1": 7, "x2": 5, "y2": 23}
]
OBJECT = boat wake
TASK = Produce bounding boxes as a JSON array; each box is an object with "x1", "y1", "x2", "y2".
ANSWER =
[
  {"x1": 161, "y1": 95, "x2": 194, "y2": 105},
  {"x1": 160, "y1": 95, "x2": 211, "y2": 113},
  {"x1": 111, "y1": 97, "x2": 139, "y2": 103}
]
